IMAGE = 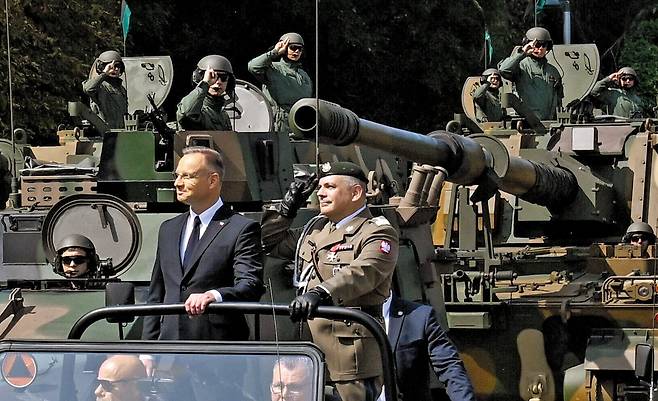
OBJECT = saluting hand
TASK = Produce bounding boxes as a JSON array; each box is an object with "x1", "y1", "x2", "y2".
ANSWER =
[
  {"x1": 274, "y1": 38, "x2": 290, "y2": 55},
  {"x1": 203, "y1": 68, "x2": 219, "y2": 85},
  {"x1": 522, "y1": 39, "x2": 536, "y2": 55}
]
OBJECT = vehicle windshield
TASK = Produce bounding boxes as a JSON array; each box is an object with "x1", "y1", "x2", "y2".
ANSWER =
[{"x1": 0, "y1": 341, "x2": 323, "y2": 401}]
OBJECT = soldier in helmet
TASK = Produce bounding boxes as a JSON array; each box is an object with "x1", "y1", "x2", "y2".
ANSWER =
[
  {"x1": 248, "y1": 33, "x2": 313, "y2": 138},
  {"x1": 622, "y1": 222, "x2": 656, "y2": 257},
  {"x1": 82, "y1": 50, "x2": 129, "y2": 129},
  {"x1": 498, "y1": 27, "x2": 563, "y2": 120},
  {"x1": 177, "y1": 55, "x2": 235, "y2": 131},
  {"x1": 473, "y1": 68, "x2": 504, "y2": 122},
  {"x1": 54, "y1": 234, "x2": 99, "y2": 289},
  {"x1": 591, "y1": 67, "x2": 646, "y2": 118}
]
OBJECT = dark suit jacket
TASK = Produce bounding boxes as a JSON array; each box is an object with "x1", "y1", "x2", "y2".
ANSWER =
[
  {"x1": 389, "y1": 296, "x2": 476, "y2": 401},
  {"x1": 142, "y1": 205, "x2": 264, "y2": 340}
]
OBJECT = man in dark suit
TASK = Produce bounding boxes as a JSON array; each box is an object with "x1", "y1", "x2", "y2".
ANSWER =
[
  {"x1": 143, "y1": 146, "x2": 264, "y2": 345},
  {"x1": 380, "y1": 295, "x2": 476, "y2": 401}
]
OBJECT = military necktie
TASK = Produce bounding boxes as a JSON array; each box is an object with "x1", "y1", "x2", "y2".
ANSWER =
[{"x1": 183, "y1": 216, "x2": 201, "y2": 268}]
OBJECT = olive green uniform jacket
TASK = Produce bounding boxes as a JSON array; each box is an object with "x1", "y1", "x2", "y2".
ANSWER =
[
  {"x1": 261, "y1": 208, "x2": 398, "y2": 381},
  {"x1": 498, "y1": 51, "x2": 563, "y2": 120},
  {"x1": 473, "y1": 83, "x2": 503, "y2": 122},
  {"x1": 248, "y1": 51, "x2": 313, "y2": 135},
  {"x1": 591, "y1": 77, "x2": 645, "y2": 118},
  {"x1": 82, "y1": 73, "x2": 128, "y2": 129},
  {"x1": 176, "y1": 81, "x2": 232, "y2": 131}
]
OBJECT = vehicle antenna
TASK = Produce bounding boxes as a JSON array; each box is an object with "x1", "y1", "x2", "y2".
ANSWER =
[
  {"x1": 268, "y1": 278, "x2": 284, "y2": 389},
  {"x1": 4, "y1": 0, "x2": 18, "y2": 206},
  {"x1": 314, "y1": 0, "x2": 319, "y2": 176}
]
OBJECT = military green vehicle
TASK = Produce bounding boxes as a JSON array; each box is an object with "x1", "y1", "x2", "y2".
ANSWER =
[
  {"x1": 0, "y1": 53, "x2": 421, "y2": 345},
  {"x1": 0, "y1": 302, "x2": 398, "y2": 401},
  {"x1": 285, "y1": 40, "x2": 658, "y2": 401}
]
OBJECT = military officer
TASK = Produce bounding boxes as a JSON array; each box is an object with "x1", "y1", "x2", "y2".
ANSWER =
[
  {"x1": 248, "y1": 33, "x2": 313, "y2": 138},
  {"x1": 473, "y1": 68, "x2": 504, "y2": 122},
  {"x1": 498, "y1": 27, "x2": 563, "y2": 120},
  {"x1": 591, "y1": 67, "x2": 646, "y2": 118},
  {"x1": 177, "y1": 55, "x2": 235, "y2": 131},
  {"x1": 261, "y1": 162, "x2": 399, "y2": 401},
  {"x1": 82, "y1": 50, "x2": 128, "y2": 129}
]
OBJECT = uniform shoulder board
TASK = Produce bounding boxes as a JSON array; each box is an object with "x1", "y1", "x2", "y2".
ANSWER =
[{"x1": 369, "y1": 216, "x2": 391, "y2": 226}]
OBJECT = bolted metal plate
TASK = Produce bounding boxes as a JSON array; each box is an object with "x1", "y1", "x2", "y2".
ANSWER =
[
  {"x1": 226, "y1": 79, "x2": 274, "y2": 132},
  {"x1": 41, "y1": 194, "x2": 142, "y2": 277}
]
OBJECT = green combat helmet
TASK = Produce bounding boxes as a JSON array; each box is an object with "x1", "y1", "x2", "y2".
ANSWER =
[
  {"x1": 481, "y1": 68, "x2": 500, "y2": 83},
  {"x1": 622, "y1": 221, "x2": 656, "y2": 243},
  {"x1": 53, "y1": 234, "x2": 99, "y2": 277},
  {"x1": 618, "y1": 66, "x2": 639, "y2": 83},
  {"x1": 192, "y1": 55, "x2": 235, "y2": 94},
  {"x1": 279, "y1": 32, "x2": 304, "y2": 46},
  {"x1": 523, "y1": 26, "x2": 553, "y2": 51},
  {"x1": 95, "y1": 50, "x2": 124, "y2": 74}
]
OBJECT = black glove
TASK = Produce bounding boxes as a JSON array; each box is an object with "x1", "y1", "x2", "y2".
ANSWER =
[
  {"x1": 278, "y1": 173, "x2": 318, "y2": 218},
  {"x1": 289, "y1": 287, "x2": 332, "y2": 322}
]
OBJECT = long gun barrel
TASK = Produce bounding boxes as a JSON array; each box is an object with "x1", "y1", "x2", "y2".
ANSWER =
[{"x1": 289, "y1": 98, "x2": 578, "y2": 210}]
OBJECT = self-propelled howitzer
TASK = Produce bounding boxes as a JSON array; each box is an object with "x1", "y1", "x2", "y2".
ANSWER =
[{"x1": 289, "y1": 98, "x2": 578, "y2": 212}]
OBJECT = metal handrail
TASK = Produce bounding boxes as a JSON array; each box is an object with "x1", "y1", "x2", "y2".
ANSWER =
[{"x1": 68, "y1": 302, "x2": 397, "y2": 401}]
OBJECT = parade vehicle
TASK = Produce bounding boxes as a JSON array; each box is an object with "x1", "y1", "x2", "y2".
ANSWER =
[
  {"x1": 0, "y1": 303, "x2": 397, "y2": 401},
  {"x1": 285, "y1": 37, "x2": 658, "y2": 400},
  {"x1": 2, "y1": 3, "x2": 658, "y2": 399}
]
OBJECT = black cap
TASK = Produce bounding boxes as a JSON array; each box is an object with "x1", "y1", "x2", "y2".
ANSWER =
[{"x1": 320, "y1": 162, "x2": 368, "y2": 183}]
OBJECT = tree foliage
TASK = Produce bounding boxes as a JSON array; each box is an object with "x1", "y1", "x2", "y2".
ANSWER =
[
  {"x1": 0, "y1": 0, "x2": 656, "y2": 144},
  {"x1": 0, "y1": 0, "x2": 121, "y2": 143}
]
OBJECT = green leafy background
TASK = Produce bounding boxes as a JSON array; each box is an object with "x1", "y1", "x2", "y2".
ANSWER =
[{"x1": 0, "y1": 0, "x2": 656, "y2": 144}]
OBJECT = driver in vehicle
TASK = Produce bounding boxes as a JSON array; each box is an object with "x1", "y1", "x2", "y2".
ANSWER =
[
  {"x1": 622, "y1": 221, "x2": 656, "y2": 257},
  {"x1": 54, "y1": 234, "x2": 100, "y2": 289},
  {"x1": 270, "y1": 356, "x2": 313, "y2": 401},
  {"x1": 95, "y1": 355, "x2": 147, "y2": 401}
]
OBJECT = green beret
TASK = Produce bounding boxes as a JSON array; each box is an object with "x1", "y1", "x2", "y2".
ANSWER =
[{"x1": 319, "y1": 162, "x2": 367, "y2": 183}]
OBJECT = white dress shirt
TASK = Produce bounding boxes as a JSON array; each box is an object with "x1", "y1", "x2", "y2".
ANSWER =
[{"x1": 179, "y1": 196, "x2": 224, "y2": 302}]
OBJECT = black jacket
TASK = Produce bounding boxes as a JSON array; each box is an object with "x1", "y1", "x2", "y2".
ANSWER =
[{"x1": 142, "y1": 206, "x2": 264, "y2": 340}]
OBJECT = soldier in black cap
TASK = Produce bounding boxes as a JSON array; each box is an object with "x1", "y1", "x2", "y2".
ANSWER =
[{"x1": 261, "y1": 161, "x2": 399, "y2": 401}]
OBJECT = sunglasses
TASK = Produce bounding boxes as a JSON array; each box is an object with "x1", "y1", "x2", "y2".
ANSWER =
[
  {"x1": 62, "y1": 256, "x2": 87, "y2": 265},
  {"x1": 533, "y1": 41, "x2": 549, "y2": 49},
  {"x1": 288, "y1": 44, "x2": 304, "y2": 52},
  {"x1": 216, "y1": 72, "x2": 229, "y2": 82},
  {"x1": 630, "y1": 234, "x2": 648, "y2": 242},
  {"x1": 270, "y1": 382, "x2": 304, "y2": 396},
  {"x1": 97, "y1": 378, "x2": 137, "y2": 392},
  {"x1": 620, "y1": 76, "x2": 635, "y2": 81}
]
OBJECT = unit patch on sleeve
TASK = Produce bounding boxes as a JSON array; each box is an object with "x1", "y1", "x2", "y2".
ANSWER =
[
  {"x1": 371, "y1": 216, "x2": 390, "y2": 226},
  {"x1": 380, "y1": 240, "x2": 391, "y2": 254}
]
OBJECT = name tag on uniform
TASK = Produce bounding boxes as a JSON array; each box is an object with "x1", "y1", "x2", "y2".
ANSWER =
[{"x1": 329, "y1": 243, "x2": 354, "y2": 252}]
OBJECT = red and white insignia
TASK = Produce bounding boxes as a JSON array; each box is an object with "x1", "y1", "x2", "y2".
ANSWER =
[{"x1": 380, "y1": 240, "x2": 391, "y2": 254}]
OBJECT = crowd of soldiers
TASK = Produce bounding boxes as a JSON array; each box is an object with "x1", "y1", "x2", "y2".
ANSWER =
[
  {"x1": 73, "y1": 28, "x2": 655, "y2": 401},
  {"x1": 82, "y1": 32, "x2": 311, "y2": 137},
  {"x1": 474, "y1": 26, "x2": 651, "y2": 123}
]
